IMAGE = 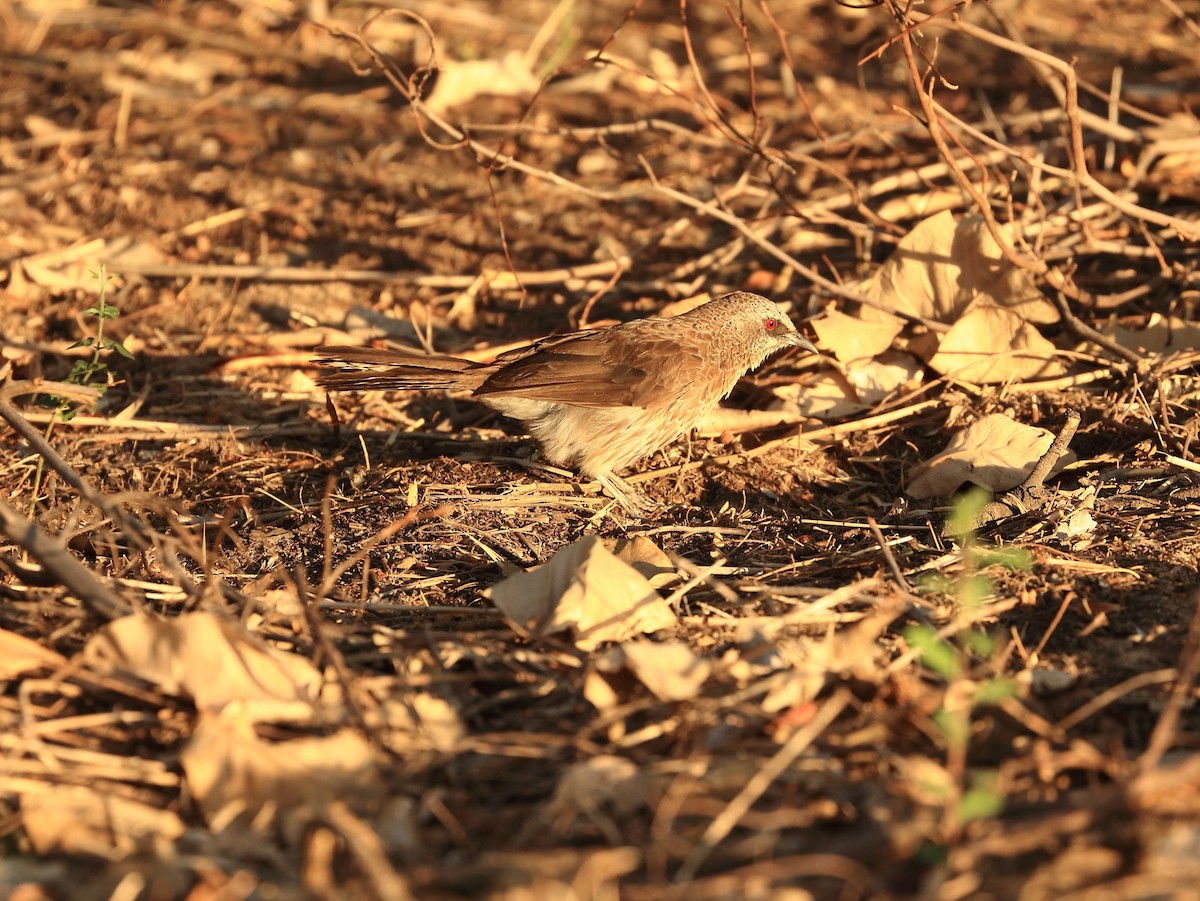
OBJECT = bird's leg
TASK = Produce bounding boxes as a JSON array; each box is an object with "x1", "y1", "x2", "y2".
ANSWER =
[{"x1": 592, "y1": 470, "x2": 656, "y2": 515}]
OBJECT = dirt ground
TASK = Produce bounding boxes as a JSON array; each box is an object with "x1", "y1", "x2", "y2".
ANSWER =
[{"x1": 3, "y1": 1, "x2": 1200, "y2": 899}]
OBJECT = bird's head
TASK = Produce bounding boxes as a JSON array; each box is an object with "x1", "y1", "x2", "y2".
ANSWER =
[{"x1": 701, "y1": 291, "x2": 819, "y2": 369}]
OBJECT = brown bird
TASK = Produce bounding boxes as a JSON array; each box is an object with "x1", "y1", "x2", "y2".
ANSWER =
[{"x1": 316, "y1": 292, "x2": 817, "y2": 512}]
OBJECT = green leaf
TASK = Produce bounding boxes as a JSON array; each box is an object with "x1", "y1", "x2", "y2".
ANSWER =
[
  {"x1": 960, "y1": 629, "x2": 995, "y2": 657},
  {"x1": 110, "y1": 340, "x2": 134, "y2": 359},
  {"x1": 971, "y1": 677, "x2": 1018, "y2": 706},
  {"x1": 976, "y1": 546, "x2": 1032, "y2": 571},
  {"x1": 958, "y1": 573, "x2": 992, "y2": 608},
  {"x1": 904, "y1": 624, "x2": 961, "y2": 680},
  {"x1": 959, "y1": 786, "x2": 1005, "y2": 823},
  {"x1": 948, "y1": 486, "x2": 992, "y2": 541},
  {"x1": 68, "y1": 338, "x2": 95, "y2": 349},
  {"x1": 933, "y1": 707, "x2": 970, "y2": 747}
]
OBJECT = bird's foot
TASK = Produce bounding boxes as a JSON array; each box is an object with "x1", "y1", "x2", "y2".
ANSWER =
[{"x1": 593, "y1": 471, "x2": 657, "y2": 515}]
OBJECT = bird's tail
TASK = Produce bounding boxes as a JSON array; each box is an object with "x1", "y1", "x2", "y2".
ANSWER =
[{"x1": 314, "y1": 346, "x2": 486, "y2": 392}]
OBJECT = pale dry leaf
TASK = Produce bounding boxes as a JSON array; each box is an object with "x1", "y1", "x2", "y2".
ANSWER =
[
  {"x1": 0, "y1": 629, "x2": 67, "y2": 679},
  {"x1": 905, "y1": 413, "x2": 1074, "y2": 499},
  {"x1": 486, "y1": 535, "x2": 677, "y2": 651},
  {"x1": 1104, "y1": 313, "x2": 1200, "y2": 355},
  {"x1": 779, "y1": 224, "x2": 843, "y2": 254},
  {"x1": 181, "y1": 711, "x2": 379, "y2": 825},
  {"x1": 555, "y1": 48, "x2": 684, "y2": 97},
  {"x1": 367, "y1": 693, "x2": 465, "y2": 752},
  {"x1": 925, "y1": 300, "x2": 1064, "y2": 383},
  {"x1": 606, "y1": 535, "x2": 678, "y2": 589},
  {"x1": 582, "y1": 670, "x2": 622, "y2": 716},
  {"x1": 21, "y1": 786, "x2": 185, "y2": 859},
  {"x1": 84, "y1": 611, "x2": 322, "y2": 722},
  {"x1": 809, "y1": 307, "x2": 903, "y2": 362},
  {"x1": 1055, "y1": 509, "x2": 1098, "y2": 548},
  {"x1": 772, "y1": 351, "x2": 922, "y2": 420},
  {"x1": 423, "y1": 51, "x2": 539, "y2": 115},
  {"x1": 864, "y1": 211, "x2": 1059, "y2": 325},
  {"x1": 771, "y1": 370, "x2": 868, "y2": 420},
  {"x1": 756, "y1": 618, "x2": 893, "y2": 717},
  {"x1": 605, "y1": 640, "x2": 712, "y2": 702}
]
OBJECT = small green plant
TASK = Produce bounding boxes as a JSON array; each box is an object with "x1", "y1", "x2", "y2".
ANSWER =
[
  {"x1": 29, "y1": 265, "x2": 132, "y2": 514},
  {"x1": 904, "y1": 487, "x2": 1031, "y2": 837},
  {"x1": 42, "y1": 265, "x2": 133, "y2": 421}
]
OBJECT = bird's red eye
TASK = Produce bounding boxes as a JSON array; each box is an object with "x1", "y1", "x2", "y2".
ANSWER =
[{"x1": 764, "y1": 318, "x2": 778, "y2": 330}]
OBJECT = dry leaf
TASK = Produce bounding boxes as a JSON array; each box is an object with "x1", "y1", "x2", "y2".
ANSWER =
[
  {"x1": 21, "y1": 786, "x2": 185, "y2": 859},
  {"x1": 0, "y1": 629, "x2": 67, "y2": 679},
  {"x1": 606, "y1": 536, "x2": 678, "y2": 589},
  {"x1": 809, "y1": 307, "x2": 903, "y2": 362},
  {"x1": 772, "y1": 351, "x2": 922, "y2": 420},
  {"x1": 13, "y1": 238, "x2": 164, "y2": 296},
  {"x1": 925, "y1": 300, "x2": 1064, "y2": 383},
  {"x1": 181, "y1": 711, "x2": 379, "y2": 825},
  {"x1": 865, "y1": 211, "x2": 1059, "y2": 325},
  {"x1": 84, "y1": 612, "x2": 322, "y2": 722},
  {"x1": 602, "y1": 640, "x2": 712, "y2": 702},
  {"x1": 367, "y1": 693, "x2": 465, "y2": 752},
  {"x1": 487, "y1": 535, "x2": 677, "y2": 651},
  {"x1": 1104, "y1": 313, "x2": 1200, "y2": 354},
  {"x1": 905, "y1": 413, "x2": 1073, "y2": 499},
  {"x1": 424, "y1": 51, "x2": 539, "y2": 114}
]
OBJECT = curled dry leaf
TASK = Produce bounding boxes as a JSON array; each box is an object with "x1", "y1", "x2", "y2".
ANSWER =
[
  {"x1": 83, "y1": 611, "x2": 323, "y2": 722},
  {"x1": 894, "y1": 755, "x2": 958, "y2": 808},
  {"x1": 1054, "y1": 508, "x2": 1098, "y2": 549},
  {"x1": 486, "y1": 535, "x2": 677, "y2": 651},
  {"x1": 905, "y1": 413, "x2": 1075, "y2": 499}
]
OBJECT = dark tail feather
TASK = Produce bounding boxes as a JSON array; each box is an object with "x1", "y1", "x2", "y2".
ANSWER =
[{"x1": 314, "y1": 346, "x2": 484, "y2": 392}]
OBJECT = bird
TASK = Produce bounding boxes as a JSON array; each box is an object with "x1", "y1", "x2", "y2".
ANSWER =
[{"x1": 316, "y1": 291, "x2": 818, "y2": 512}]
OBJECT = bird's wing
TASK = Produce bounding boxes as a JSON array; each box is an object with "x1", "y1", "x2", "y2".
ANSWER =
[{"x1": 474, "y1": 323, "x2": 700, "y2": 408}]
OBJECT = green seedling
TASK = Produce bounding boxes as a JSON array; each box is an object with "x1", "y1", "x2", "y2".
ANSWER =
[
  {"x1": 28, "y1": 265, "x2": 132, "y2": 513},
  {"x1": 904, "y1": 487, "x2": 1031, "y2": 839}
]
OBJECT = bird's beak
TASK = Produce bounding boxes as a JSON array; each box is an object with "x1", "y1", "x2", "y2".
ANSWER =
[{"x1": 789, "y1": 333, "x2": 819, "y2": 355}]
